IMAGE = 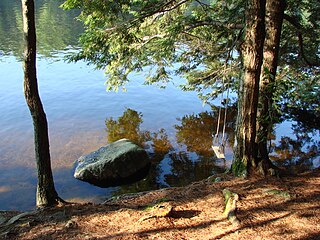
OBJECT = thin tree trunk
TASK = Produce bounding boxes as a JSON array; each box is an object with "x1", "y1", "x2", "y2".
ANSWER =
[
  {"x1": 232, "y1": 0, "x2": 266, "y2": 176},
  {"x1": 257, "y1": 0, "x2": 286, "y2": 166},
  {"x1": 21, "y1": 0, "x2": 61, "y2": 207}
]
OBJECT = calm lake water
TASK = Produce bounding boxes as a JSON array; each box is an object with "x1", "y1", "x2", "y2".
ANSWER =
[{"x1": 0, "y1": 0, "x2": 319, "y2": 211}]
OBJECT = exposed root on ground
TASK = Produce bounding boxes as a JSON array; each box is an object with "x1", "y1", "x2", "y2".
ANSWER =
[{"x1": 1, "y1": 169, "x2": 319, "y2": 240}]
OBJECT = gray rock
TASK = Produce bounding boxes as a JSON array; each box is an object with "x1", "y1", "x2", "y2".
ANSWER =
[{"x1": 74, "y1": 139, "x2": 150, "y2": 187}]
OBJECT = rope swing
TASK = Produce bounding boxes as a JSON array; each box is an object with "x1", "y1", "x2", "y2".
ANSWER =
[
  {"x1": 211, "y1": 38, "x2": 237, "y2": 159},
  {"x1": 212, "y1": 48, "x2": 233, "y2": 159},
  {"x1": 212, "y1": 76, "x2": 229, "y2": 159}
]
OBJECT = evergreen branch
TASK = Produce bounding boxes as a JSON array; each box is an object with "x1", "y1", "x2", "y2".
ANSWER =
[
  {"x1": 194, "y1": 64, "x2": 234, "y2": 84},
  {"x1": 284, "y1": 14, "x2": 320, "y2": 67},
  {"x1": 185, "y1": 20, "x2": 243, "y2": 31},
  {"x1": 142, "y1": 0, "x2": 188, "y2": 14},
  {"x1": 158, "y1": 0, "x2": 190, "y2": 13},
  {"x1": 181, "y1": 31, "x2": 201, "y2": 39},
  {"x1": 196, "y1": 71, "x2": 219, "y2": 82},
  {"x1": 141, "y1": 34, "x2": 166, "y2": 42},
  {"x1": 105, "y1": 0, "x2": 191, "y2": 32},
  {"x1": 132, "y1": 0, "x2": 190, "y2": 25},
  {"x1": 134, "y1": 34, "x2": 167, "y2": 48}
]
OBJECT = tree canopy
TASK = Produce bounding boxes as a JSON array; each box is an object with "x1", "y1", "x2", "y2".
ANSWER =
[
  {"x1": 62, "y1": 0, "x2": 318, "y2": 98},
  {"x1": 62, "y1": 0, "x2": 245, "y2": 97},
  {"x1": 62, "y1": 0, "x2": 319, "y2": 176}
]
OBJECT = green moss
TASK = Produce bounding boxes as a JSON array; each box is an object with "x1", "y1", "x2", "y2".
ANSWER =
[
  {"x1": 214, "y1": 177, "x2": 222, "y2": 183},
  {"x1": 222, "y1": 189, "x2": 233, "y2": 207},
  {"x1": 143, "y1": 197, "x2": 171, "y2": 210},
  {"x1": 231, "y1": 160, "x2": 247, "y2": 177},
  {"x1": 263, "y1": 189, "x2": 291, "y2": 200},
  {"x1": 155, "y1": 197, "x2": 171, "y2": 204},
  {"x1": 222, "y1": 188, "x2": 240, "y2": 226}
]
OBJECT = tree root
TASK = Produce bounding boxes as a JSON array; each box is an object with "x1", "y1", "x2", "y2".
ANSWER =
[
  {"x1": 256, "y1": 159, "x2": 280, "y2": 177},
  {"x1": 222, "y1": 188, "x2": 240, "y2": 226}
]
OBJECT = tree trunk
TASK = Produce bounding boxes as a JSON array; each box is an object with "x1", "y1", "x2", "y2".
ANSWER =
[
  {"x1": 232, "y1": 0, "x2": 266, "y2": 176},
  {"x1": 256, "y1": 0, "x2": 286, "y2": 172},
  {"x1": 21, "y1": 0, "x2": 61, "y2": 207}
]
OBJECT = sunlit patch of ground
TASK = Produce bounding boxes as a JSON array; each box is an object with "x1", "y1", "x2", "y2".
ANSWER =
[
  {"x1": 1, "y1": 168, "x2": 319, "y2": 240},
  {"x1": 64, "y1": 197, "x2": 102, "y2": 205}
]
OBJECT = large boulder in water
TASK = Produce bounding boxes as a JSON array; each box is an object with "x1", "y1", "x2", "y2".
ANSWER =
[{"x1": 74, "y1": 139, "x2": 150, "y2": 187}]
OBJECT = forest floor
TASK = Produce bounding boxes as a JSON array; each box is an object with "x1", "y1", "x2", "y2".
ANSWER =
[{"x1": 1, "y1": 168, "x2": 319, "y2": 240}]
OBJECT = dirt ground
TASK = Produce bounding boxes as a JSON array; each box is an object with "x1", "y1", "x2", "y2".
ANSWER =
[{"x1": 1, "y1": 169, "x2": 319, "y2": 240}]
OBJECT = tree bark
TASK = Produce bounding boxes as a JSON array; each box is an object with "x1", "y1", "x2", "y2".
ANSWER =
[
  {"x1": 256, "y1": 0, "x2": 286, "y2": 173},
  {"x1": 21, "y1": 0, "x2": 61, "y2": 207},
  {"x1": 232, "y1": 0, "x2": 266, "y2": 176}
]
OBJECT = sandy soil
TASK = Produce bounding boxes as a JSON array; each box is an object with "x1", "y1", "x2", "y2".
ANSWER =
[{"x1": 1, "y1": 169, "x2": 319, "y2": 240}]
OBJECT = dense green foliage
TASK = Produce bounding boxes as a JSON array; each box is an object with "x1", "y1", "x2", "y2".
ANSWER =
[
  {"x1": 62, "y1": 0, "x2": 319, "y2": 110},
  {"x1": 276, "y1": 0, "x2": 320, "y2": 131},
  {"x1": 62, "y1": 0, "x2": 245, "y2": 99},
  {"x1": 276, "y1": 68, "x2": 320, "y2": 131},
  {"x1": 281, "y1": 0, "x2": 320, "y2": 67}
]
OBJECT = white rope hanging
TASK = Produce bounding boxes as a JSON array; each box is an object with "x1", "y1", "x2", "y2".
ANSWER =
[
  {"x1": 212, "y1": 76, "x2": 228, "y2": 159},
  {"x1": 212, "y1": 46, "x2": 233, "y2": 159}
]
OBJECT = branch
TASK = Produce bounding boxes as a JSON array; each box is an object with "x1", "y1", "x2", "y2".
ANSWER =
[
  {"x1": 185, "y1": 20, "x2": 243, "y2": 31},
  {"x1": 142, "y1": 0, "x2": 188, "y2": 14},
  {"x1": 134, "y1": 0, "x2": 190, "y2": 24},
  {"x1": 133, "y1": 34, "x2": 166, "y2": 48},
  {"x1": 105, "y1": 0, "x2": 190, "y2": 32},
  {"x1": 284, "y1": 14, "x2": 320, "y2": 67},
  {"x1": 159, "y1": 0, "x2": 190, "y2": 13},
  {"x1": 141, "y1": 34, "x2": 165, "y2": 42},
  {"x1": 194, "y1": 64, "x2": 234, "y2": 84}
]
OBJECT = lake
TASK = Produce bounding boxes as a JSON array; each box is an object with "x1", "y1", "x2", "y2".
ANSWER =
[{"x1": 0, "y1": 0, "x2": 319, "y2": 211}]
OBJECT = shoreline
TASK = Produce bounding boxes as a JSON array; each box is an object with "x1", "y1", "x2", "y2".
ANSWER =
[{"x1": 1, "y1": 168, "x2": 319, "y2": 239}]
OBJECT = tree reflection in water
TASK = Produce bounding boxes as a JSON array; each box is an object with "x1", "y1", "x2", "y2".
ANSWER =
[
  {"x1": 105, "y1": 108, "x2": 173, "y2": 194},
  {"x1": 271, "y1": 129, "x2": 320, "y2": 174},
  {"x1": 105, "y1": 108, "x2": 149, "y2": 146},
  {"x1": 105, "y1": 106, "x2": 237, "y2": 195},
  {"x1": 104, "y1": 106, "x2": 319, "y2": 195},
  {"x1": 0, "y1": 0, "x2": 83, "y2": 58},
  {"x1": 175, "y1": 105, "x2": 237, "y2": 158}
]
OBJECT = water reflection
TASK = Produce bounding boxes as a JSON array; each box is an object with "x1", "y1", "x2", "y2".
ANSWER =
[
  {"x1": 106, "y1": 105, "x2": 320, "y2": 197},
  {"x1": 0, "y1": 186, "x2": 10, "y2": 193},
  {"x1": 0, "y1": 0, "x2": 82, "y2": 58},
  {"x1": 271, "y1": 127, "x2": 320, "y2": 173},
  {"x1": 105, "y1": 109, "x2": 173, "y2": 194},
  {"x1": 105, "y1": 106, "x2": 237, "y2": 196},
  {"x1": 175, "y1": 105, "x2": 237, "y2": 157},
  {"x1": 105, "y1": 108, "x2": 151, "y2": 147}
]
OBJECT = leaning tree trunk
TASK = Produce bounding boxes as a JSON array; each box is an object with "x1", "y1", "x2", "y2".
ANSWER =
[
  {"x1": 256, "y1": 0, "x2": 286, "y2": 173},
  {"x1": 21, "y1": 0, "x2": 61, "y2": 207},
  {"x1": 232, "y1": 0, "x2": 266, "y2": 176}
]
